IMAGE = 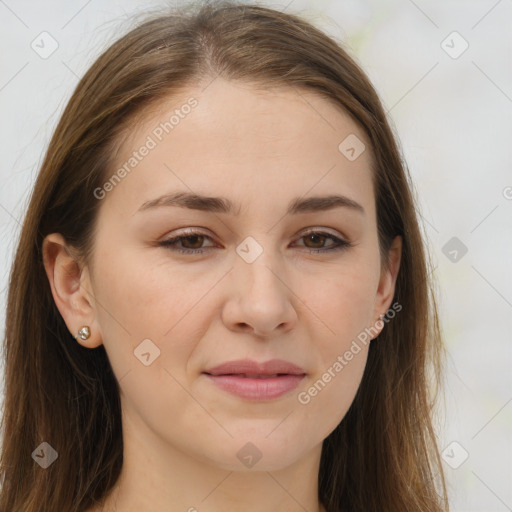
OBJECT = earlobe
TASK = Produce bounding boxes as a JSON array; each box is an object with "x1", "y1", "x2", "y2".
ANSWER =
[{"x1": 42, "y1": 233, "x2": 103, "y2": 349}]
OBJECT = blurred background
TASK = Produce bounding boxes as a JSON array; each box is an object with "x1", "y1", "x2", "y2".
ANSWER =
[{"x1": 1, "y1": 0, "x2": 511, "y2": 510}]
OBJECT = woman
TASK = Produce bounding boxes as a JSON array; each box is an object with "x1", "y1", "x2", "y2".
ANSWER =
[{"x1": 0, "y1": 2, "x2": 449, "y2": 511}]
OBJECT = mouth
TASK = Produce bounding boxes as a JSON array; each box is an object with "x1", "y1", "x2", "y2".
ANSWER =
[
  {"x1": 203, "y1": 358, "x2": 306, "y2": 376},
  {"x1": 203, "y1": 372, "x2": 298, "y2": 378},
  {"x1": 202, "y1": 359, "x2": 306, "y2": 400},
  {"x1": 203, "y1": 373, "x2": 306, "y2": 400}
]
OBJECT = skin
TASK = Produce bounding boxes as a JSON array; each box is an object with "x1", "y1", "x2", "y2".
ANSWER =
[{"x1": 43, "y1": 78, "x2": 401, "y2": 512}]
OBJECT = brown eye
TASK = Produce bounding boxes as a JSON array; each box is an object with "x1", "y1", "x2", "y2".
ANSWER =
[
  {"x1": 158, "y1": 231, "x2": 215, "y2": 254},
  {"x1": 158, "y1": 229, "x2": 350, "y2": 256},
  {"x1": 303, "y1": 233, "x2": 329, "y2": 249},
  {"x1": 179, "y1": 234, "x2": 206, "y2": 249},
  {"x1": 295, "y1": 231, "x2": 350, "y2": 253}
]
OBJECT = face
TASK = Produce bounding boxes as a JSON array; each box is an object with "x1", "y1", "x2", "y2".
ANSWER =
[{"x1": 49, "y1": 78, "x2": 401, "y2": 472}]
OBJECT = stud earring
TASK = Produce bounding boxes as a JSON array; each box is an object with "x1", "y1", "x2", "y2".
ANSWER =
[{"x1": 75, "y1": 326, "x2": 91, "y2": 341}]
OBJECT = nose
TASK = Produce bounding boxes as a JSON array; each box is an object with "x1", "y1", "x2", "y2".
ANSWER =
[{"x1": 221, "y1": 246, "x2": 298, "y2": 338}]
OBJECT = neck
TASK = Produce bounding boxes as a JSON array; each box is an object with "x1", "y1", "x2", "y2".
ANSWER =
[{"x1": 92, "y1": 406, "x2": 326, "y2": 512}]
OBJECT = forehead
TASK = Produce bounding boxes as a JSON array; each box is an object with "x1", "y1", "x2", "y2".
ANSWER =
[{"x1": 99, "y1": 78, "x2": 374, "y2": 218}]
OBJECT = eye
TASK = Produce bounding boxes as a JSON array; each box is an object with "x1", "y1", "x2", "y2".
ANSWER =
[
  {"x1": 292, "y1": 230, "x2": 351, "y2": 253},
  {"x1": 157, "y1": 229, "x2": 351, "y2": 255},
  {"x1": 158, "y1": 230, "x2": 215, "y2": 254}
]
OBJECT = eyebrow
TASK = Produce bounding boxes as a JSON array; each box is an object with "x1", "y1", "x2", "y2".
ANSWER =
[{"x1": 137, "y1": 191, "x2": 365, "y2": 216}]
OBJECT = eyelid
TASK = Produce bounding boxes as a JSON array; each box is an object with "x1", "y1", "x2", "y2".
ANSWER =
[
  {"x1": 158, "y1": 226, "x2": 351, "y2": 255},
  {"x1": 298, "y1": 226, "x2": 347, "y2": 239},
  {"x1": 163, "y1": 228, "x2": 218, "y2": 247},
  {"x1": 161, "y1": 226, "x2": 347, "y2": 244}
]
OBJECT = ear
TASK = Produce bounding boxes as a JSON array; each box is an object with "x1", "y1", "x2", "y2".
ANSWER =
[
  {"x1": 371, "y1": 235, "x2": 402, "y2": 339},
  {"x1": 42, "y1": 233, "x2": 103, "y2": 349}
]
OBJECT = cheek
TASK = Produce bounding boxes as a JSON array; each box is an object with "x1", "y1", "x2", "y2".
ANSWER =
[
  {"x1": 90, "y1": 253, "x2": 219, "y2": 440},
  {"x1": 91, "y1": 247, "x2": 224, "y2": 377},
  {"x1": 292, "y1": 261, "x2": 377, "y2": 433},
  {"x1": 298, "y1": 259, "x2": 379, "y2": 346}
]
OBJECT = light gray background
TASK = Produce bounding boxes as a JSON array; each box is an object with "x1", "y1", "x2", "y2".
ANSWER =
[{"x1": 1, "y1": 0, "x2": 511, "y2": 510}]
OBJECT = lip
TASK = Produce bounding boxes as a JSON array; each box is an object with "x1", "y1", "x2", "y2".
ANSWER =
[{"x1": 202, "y1": 359, "x2": 306, "y2": 401}]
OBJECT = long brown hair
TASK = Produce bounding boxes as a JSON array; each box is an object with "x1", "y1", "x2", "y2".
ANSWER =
[{"x1": 0, "y1": 1, "x2": 448, "y2": 510}]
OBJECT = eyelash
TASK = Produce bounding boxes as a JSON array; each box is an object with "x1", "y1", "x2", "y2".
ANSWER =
[{"x1": 158, "y1": 229, "x2": 351, "y2": 255}]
